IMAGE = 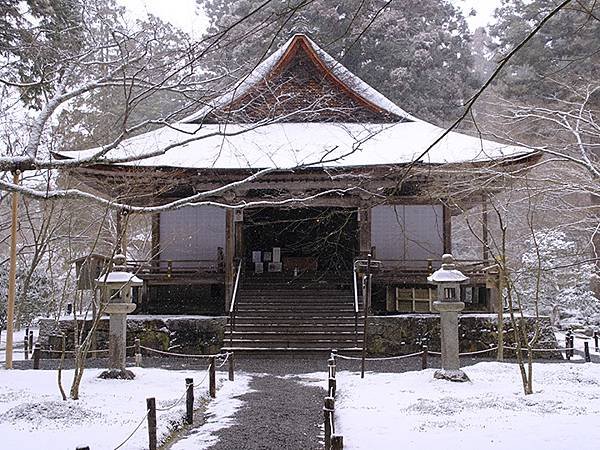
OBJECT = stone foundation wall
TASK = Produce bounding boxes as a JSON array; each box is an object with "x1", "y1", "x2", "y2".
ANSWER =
[
  {"x1": 38, "y1": 315, "x2": 227, "y2": 357},
  {"x1": 38, "y1": 313, "x2": 561, "y2": 358},
  {"x1": 367, "y1": 314, "x2": 561, "y2": 359}
]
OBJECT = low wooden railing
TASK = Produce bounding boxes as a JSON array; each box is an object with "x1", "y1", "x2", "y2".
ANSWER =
[{"x1": 129, "y1": 259, "x2": 223, "y2": 277}]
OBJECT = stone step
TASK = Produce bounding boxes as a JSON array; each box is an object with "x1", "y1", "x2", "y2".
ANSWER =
[
  {"x1": 227, "y1": 331, "x2": 362, "y2": 339},
  {"x1": 224, "y1": 339, "x2": 364, "y2": 348}
]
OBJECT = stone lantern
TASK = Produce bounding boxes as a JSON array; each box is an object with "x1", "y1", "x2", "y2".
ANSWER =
[
  {"x1": 428, "y1": 253, "x2": 470, "y2": 382},
  {"x1": 96, "y1": 253, "x2": 142, "y2": 379}
]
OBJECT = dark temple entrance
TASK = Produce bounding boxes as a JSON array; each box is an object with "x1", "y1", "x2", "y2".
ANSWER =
[{"x1": 243, "y1": 207, "x2": 358, "y2": 275}]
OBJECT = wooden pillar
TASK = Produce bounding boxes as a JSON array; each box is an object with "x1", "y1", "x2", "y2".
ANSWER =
[
  {"x1": 115, "y1": 209, "x2": 128, "y2": 256},
  {"x1": 5, "y1": 170, "x2": 20, "y2": 369},
  {"x1": 358, "y1": 206, "x2": 372, "y2": 257},
  {"x1": 225, "y1": 209, "x2": 235, "y2": 310},
  {"x1": 443, "y1": 204, "x2": 452, "y2": 254},
  {"x1": 234, "y1": 209, "x2": 244, "y2": 259},
  {"x1": 482, "y1": 194, "x2": 489, "y2": 261},
  {"x1": 151, "y1": 213, "x2": 160, "y2": 268}
]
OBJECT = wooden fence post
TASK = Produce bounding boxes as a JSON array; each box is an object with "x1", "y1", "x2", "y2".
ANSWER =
[
  {"x1": 28, "y1": 331, "x2": 33, "y2": 355},
  {"x1": 331, "y1": 435, "x2": 344, "y2": 450},
  {"x1": 421, "y1": 345, "x2": 428, "y2": 370},
  {"x1": 33, "y1": 343, "x2": 41, "y2": 369},
  {"x1": 228, "y1": 353, "x2": 235, "y2": 382},
  {"x1": 135, "y1": 338, "x2": 141, "y2": 367},
  {"x1": 565, "y1": 334, "x2": 571, "y2": 360},
  {"x1": 23, "y1": 335, "x2": 29, "y2": 360},
  {"x1": 584, "y1": 341, "x2": 591, "y2": 362},
  {"x1": 324, "y1": 396, "x2": 334, "y2": 450},
  {"x1": 569, "y1": 334, "x2": 575, "y2": 358},
  {"x1": 594, "y1": 331, "x2": 599, "y2": 352},
  {"x1": 186, "y1": 378, "x2": 194, "y2": 424},
  {"x1": 328, "y1": 357, "x2": 336, "y2": 379},
  {"x1": 209, "y1": 356, "x2": 216, "y2": 398},
  {"x1": 147, "y1": 397, "x2": 157, "y2": 450},
  {"x1": 328, "y1": 377, "x2": 336, "y2": 398}
]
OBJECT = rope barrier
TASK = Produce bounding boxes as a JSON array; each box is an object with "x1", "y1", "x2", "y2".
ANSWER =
[
  {"x1": 503, "y1": 346, "x2": 574, "y2": 352},
  {"x1": 139, "y1": 346, "x2": 224, "y2": 359},
  {"x1": 334, "y1": 351, "x2": 424, "y2": 361},
  {"x1": 216, "y1": 352, "x2": 232, "y2": 368},
  {"x1": 113, "y1": 408, "x2": 150, "y2": 450},
  {"x1": 192, "y1": 362, "x2": 213, "y2": 395},
  {"x1": 459, "y1": 347, "x2": 498, "y2": 356},
  {"x1": 155, "y1": 388, "x2": 188, "y2": 412}
]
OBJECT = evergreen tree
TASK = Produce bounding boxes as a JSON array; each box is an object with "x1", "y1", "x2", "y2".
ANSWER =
[
  {"x1": 200, "y1": 0, "x2": 479, "y2": 125},
  {"x1": 488, "y1": 0, "x2": 600, "y2": 101}
]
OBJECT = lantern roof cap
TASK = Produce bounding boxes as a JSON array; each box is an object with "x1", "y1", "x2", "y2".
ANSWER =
[
  {"x1": 427, "y1": 254, "x2": 469, "y2": 284},
  {"x1": 95, "y1": 253, "x2": 143, "y2": 286}
]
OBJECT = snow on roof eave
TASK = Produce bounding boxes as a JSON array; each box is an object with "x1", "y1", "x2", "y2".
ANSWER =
[{"x1": 180, "y1": 33, "x2": 415, "y2": 124}]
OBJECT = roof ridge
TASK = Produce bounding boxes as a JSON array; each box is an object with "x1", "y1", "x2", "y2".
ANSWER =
[{"x1": 182, "y1": 34, "x2": 415, "y2": 124}]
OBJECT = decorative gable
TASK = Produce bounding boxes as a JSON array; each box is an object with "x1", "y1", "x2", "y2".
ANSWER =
[{"x1": 189, "y1": 35, "x2": 408, "y2": 124}]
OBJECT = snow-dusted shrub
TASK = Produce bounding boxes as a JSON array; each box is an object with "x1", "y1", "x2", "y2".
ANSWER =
[
  {"x1": 0, "y1": 265, "x2": 58, "y2": 328},
  {"x1": 516, "y1": 229, "x2": 600, "y2": 325}
]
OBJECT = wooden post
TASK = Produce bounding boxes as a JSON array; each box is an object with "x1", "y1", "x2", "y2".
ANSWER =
[
  {"x1": 443, "y1": 204, "x2": 452, "y2": 254},
  {"x1": 421, "y1": 345, "x2": 428, "y2": 370},
  {"x1": 328, "y1": 357, "x2": 336, "y2": 379},
  {"x1": 568, "y1": 332, "x2": 574, "y2": 358},
  {"x1": 497, "y1": 267, "x2": 504, "y2": 361},
  {"x1": 146, "y1": 397, "x2": 157, "y2": 450},
  {"x1": 228, "y1": 353, "x2": 235, "y2": 381},
  {"x1": 209, "y1": 356, "x2": 216, "y2": 398},
  {"x1": 185, "y1": 378, "x2": 194, "y2": 424},
  {"x1": 482, "y1": 194, "x2": 489, "y2": 261},
  {"x1": 584, "y1": 341, "x2": 591, "y2": 362},
  {"x1": 331, "y1": 435, "x2": 344, "y2": 450},
  {"x1": 324, "y1": 397, "x2": 334, "y2": 450},
  {"x1": 23, "y1": 335, "x2": 28, "y2": 360},
  {"x1": 328, "y1": 377, "x2": 336, "y2": 398},
  {"x1": 33, "y1": 343, "x2": 41, "y2": 369},
  {"x1": 28, "y1": 331, "x2": 33, "y2": 355},
  {"x1": 225, "y1": 209, "x2": 235, "y2": 308},
  {"x1": 594, "y1": 331, "x2": 599, "y2": 352},
  {"x1": 565, "y1": 333, "x2": 571, "y2": 361},
  {"x1": 135, "y1": 338, "x2": 141, "y2": 367},
  {"x1": 5, "y1": 170, "x2": 20, "y2": 369}
]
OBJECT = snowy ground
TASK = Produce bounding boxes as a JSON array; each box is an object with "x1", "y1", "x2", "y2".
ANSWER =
[
  {"x1": 0, "y1": 366, "x2": 249, "y2": 450},
  {"x1": 0, "y1": 328, "x2": 38, "y2": 362},
  {"x1": 301, "y1": 362, "x2": 600, "y2": 450}
]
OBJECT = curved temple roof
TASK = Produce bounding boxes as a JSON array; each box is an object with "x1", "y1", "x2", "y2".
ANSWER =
[{"x1": 60, "y1": 34, "x2": 536, "y2": 170}]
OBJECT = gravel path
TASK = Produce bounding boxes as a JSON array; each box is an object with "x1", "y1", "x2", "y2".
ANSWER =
[{"x1": 205, "y1": 373, "x2": 324, "y2": 450}]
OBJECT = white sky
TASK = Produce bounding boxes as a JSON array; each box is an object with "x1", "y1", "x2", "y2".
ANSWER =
[{"x1": 118, "y1": 0, "x2": 501, "y2": 36}]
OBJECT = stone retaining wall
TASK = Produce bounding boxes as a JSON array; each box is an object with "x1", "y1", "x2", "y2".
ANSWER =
[
  {"x1": 38, "y1": 315, "x2": 227, "y2": 356},
  {"x1": 38, "y1": 313, "x2": 561, "y2": 358},
  {"x1": 367, "y1": 314, "x2": 561, "y2": 359}
]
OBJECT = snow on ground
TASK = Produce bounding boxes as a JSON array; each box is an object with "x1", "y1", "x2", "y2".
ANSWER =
[
  {"x1": 0, "y1": 328, "x2": 38, "y2": 362},
  {"x1": 0, "y1": 366, "x2": 249, "y2": 450},
  {"x1": 170, "y1": 376, "x2": 253, "y2": 449},
  {"x1": 302, "y1": 362, "x2": 600, "y2": 450},
  {"x1": 555, "y1": 330, "x2": 598, "y2": 360}
]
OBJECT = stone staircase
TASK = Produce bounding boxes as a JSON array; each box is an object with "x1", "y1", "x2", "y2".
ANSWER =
[{"x1": 222, "y1": 274, "x2": 363, "y2": 354}]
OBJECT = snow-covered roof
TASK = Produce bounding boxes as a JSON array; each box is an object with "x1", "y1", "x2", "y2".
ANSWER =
[
  {"x1": 64, "y1": 121, "x2": 533, "y2": 169},
  {"x1": 182, "y1": 34, "x2": 414, "y2": 124},
  {"x1": 59, "y1": 34, "x2": 536, "y2": 170}
]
